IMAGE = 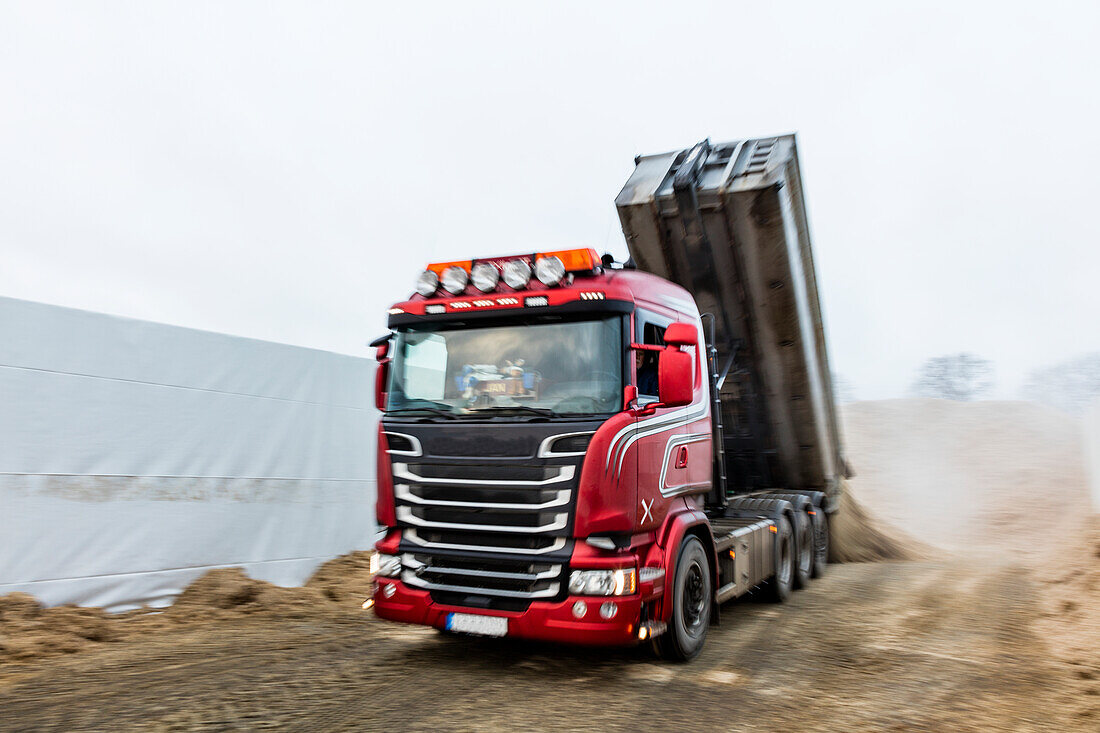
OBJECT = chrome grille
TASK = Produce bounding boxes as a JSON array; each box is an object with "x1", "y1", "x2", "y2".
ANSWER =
[{"x1": 400, "y1": 553, "x2": 562, "y2": 600}]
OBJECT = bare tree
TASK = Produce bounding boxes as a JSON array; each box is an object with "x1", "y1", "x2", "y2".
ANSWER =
[
  {"x1": 1021, "y1": 352, "x2": 1100, "y2": 415},
  {"x1": 911, "y1": 353, "x2": 994, "y2": 401}
]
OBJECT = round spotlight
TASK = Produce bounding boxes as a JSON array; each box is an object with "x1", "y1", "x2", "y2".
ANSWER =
[
  {"x1": 470, "y1": 262, "x2": 500, "y2": 292},
  {"x1": 441, "y1": 266, "x2": 469, "y2": 294},
  {"x1": 415, "y1": 269, "x2": 439, "y2": 296},
  {"x1": 599, "y1": 602, "x2": 618, "y2": 620},
  {"x1": 381, "y1": 583, "x2": 396, "y2": 598},
  {"x1": 534, "y1": 256, "x2": 566, "y2": 287},
  {"x1": 571, "y1": 600, "x2": 588, "y2": 619},
  {"x1": 502, "y1": 259, "x2": 532, "y2": 289}
]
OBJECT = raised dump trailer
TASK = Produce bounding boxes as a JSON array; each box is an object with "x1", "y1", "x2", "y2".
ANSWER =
[{"x1": 616, "y1": 135, "x2": 849, "y2": 509}]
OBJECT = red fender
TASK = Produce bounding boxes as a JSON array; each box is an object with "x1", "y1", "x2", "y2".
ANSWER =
[{"x1": 644, "y1": 500, "x2": 717, "y2": 624}]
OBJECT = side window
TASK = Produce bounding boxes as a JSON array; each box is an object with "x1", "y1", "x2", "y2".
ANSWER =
[{"x1": 635, "y1": 309, "x2": 670, "y2": 400}]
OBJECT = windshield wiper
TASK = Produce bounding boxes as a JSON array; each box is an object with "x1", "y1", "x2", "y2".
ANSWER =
[
  {"x1": 387, "y1": 407, "x2": 460, "y2": 419},
  {"x1": 468, "y1": 405, "x2": 556, "y2": 418}
]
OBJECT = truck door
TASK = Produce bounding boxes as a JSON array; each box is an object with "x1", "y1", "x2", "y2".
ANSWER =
[{"x1": 633, "y1": 308, "x2": 686, "y2": 532}]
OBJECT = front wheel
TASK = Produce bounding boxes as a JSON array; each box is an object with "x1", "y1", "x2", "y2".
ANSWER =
[{"x1": 656, "y1": 536, "x2": 712, "y2": 662}]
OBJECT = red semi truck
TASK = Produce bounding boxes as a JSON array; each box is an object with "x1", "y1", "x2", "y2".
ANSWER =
[{"x1": 370, "y1": 135, "x2": 848, "y2": 660}]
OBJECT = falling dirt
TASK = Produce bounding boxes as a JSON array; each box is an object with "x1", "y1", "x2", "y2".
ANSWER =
[{"x1": 1, "y1": 399, "x2": 1097, "y2": 730}]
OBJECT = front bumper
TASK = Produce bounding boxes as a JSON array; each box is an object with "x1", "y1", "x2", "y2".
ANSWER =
[{"x1": 372, "y1": 577, "x2": 644, "y2": 646}]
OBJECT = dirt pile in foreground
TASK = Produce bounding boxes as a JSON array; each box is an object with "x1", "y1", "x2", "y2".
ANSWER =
[
  {"x1": 1035, "y1": 514, "x2": 1100, "y2": 700},
  {"x1": 0, "y1": 551, "x2": 375, "y2": 664}
]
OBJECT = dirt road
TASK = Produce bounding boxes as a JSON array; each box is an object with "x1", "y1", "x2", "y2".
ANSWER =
[{"x1": 1, "y1": 556, "x2": 1093, "y2": 732}]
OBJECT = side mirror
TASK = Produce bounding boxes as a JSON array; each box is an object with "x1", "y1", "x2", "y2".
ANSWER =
[
  {"x1": 662, "y1": 322, "x2": 697, "y2": 348},
  {"x1": 370, "y1": 335, "x2": 391, "y2": 411},
  {"x1": 658, "y1": 348, "x2": 692, "y2": 407}
]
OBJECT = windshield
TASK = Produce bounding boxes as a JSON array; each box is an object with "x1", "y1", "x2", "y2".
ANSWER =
[{"x1": 387, "y1": 316, "x2": 623, "y2": 416}]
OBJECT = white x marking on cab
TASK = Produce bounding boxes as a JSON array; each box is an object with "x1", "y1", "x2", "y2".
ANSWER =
[{"x1": 641, "y1": 498, "x2": 654, "y2": 523}]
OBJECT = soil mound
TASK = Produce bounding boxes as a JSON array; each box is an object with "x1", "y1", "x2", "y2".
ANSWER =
[
  {"x1": 0, "y1": 593, "x2": 116, "y2": 663},
  {"x1": 0, "y1": 551, "x2": 376, "y2": 664},
  {"x1": 829, "y1": 482, "x2": 927, "y2": 562}
]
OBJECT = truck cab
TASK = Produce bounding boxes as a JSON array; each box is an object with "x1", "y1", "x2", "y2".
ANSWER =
[{"x1": 372, "y1": 249, "x2": 717, "y2": 653}]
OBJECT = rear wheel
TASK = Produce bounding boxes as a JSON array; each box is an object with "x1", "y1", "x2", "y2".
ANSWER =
[
  {"x1": 656, "y1": 536, "x2": 711, "y2": 662},
  {"x1": 811, "y1": 509, "x2": 829, "y2": 578},
  {"x1": 792, "y1": 510, "x2": 813, "y2": 589},
  {"x1": 762, "y1": 515, "x2": 795, "y2": 603}
]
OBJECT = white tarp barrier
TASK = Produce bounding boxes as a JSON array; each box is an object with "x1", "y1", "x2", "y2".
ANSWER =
[
  {"x1": 1086, "y1": 398, "x2": 1100, "y2": 512},
  {"x1": 0, "y1": 296, "x2": 378, "y2": 611}
]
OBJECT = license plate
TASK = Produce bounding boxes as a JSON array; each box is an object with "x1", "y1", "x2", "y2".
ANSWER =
[{"x1": 445, "y1": 612, "x2": 508, "y2": 637}]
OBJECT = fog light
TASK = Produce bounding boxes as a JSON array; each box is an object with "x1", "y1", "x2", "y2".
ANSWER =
[
  {"x1": 382, "y1": 583, "x2": 396, "y2": 598},
  {"x1": 599, "y1": 602, "x2": 617, "y2": 620},
  {"x1": 362, "y1": 598, "x2": 374, "y2": 610},
  {"x1": 572, "y1": 600, "x2": 587, "y2": 618}
]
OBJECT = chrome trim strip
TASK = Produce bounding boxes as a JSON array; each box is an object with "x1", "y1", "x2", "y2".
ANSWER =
[
  {"x1": 403, "y1": 529, "x2": 567, "y2": 555},
  {"x1": 384, "y1": 432, "x2": 423, "y2": 457},
  {"x1": 393, "y1": 463, "x2": 575, "y2": 486},
  {"x1": 394, "y1": 483, "x2": 571, "y2": 511},
  {"x1": 402, "y1": 554, "x2": 560, "y2": 581},
  {"x1": 401, "y1": 571, "x2": 560, "y2": 599},
  {"x1": 536, "y1": 431, "x2": 595, "y2": 458},
  {"x1": 397, "y1": 506, "x2": 569, "y2": 533}
]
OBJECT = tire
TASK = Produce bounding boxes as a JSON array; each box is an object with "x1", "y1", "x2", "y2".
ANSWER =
[
  {"x1": 811, "y1": 509, "x2": 829, "y2": 578},
  {"x1": 792, "y1": 510, "x2": 813, "y2": 589},
  {"x1": 656, "y1": 536, "x2": 712, "y2": 662},
  {"x1": 762, "y1": 515, "x2": 795, "y2": 603}
]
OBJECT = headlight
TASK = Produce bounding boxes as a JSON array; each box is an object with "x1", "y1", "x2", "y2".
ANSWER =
[
  {"x1": 568, "y1": 567, "x2": 637, "y2": 596},
  {"x1": 534, "y1": 255, "x2": 566, "y2": 287},
  {"x1": 374, "y1": 553, "x2": 401, "y2": 578},
  {"x1": 502, "y1": 258, "x2": 532, "y2": 289},
  {"x1": 415, "y1": 269, "x2": 439, "y2": 296},
  {"x1": 470, "y1": 262, "x2": 500, "y2": 292}
]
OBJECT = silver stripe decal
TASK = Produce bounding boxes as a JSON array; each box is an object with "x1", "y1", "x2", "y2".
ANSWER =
[
  {"x1": 608, "y1": 401, "x2": 711, "y2": 478},
  {"x1": 397, "y1": 506, "x2": 569, "y2": 533},
  {"x1": 403, "y1": 529, "x2": 567, "y2": 555},
  {"x1": 393, "y1": 463, "x2": 574, "y2": 486},
  {"x1": 658, "y1": 432, "x2": 712, "y2": 496},
  {"x1": 394, "y1": 483, "x2": 571, "y2": 511},
  {"x1": 604, "y1": 400, "x2": 709, "y2": 472}
]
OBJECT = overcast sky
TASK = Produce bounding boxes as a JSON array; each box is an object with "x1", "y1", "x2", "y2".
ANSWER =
[{"x1": 2, "y1": 1, "x2": 1098, "y2": 399}]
